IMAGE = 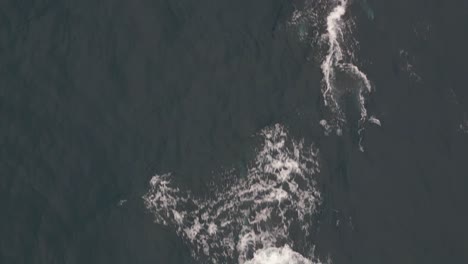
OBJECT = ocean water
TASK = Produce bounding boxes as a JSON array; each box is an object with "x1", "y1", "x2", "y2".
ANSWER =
[{"x1": 2, "y1": 0, "x2": 468, "y2": 263}]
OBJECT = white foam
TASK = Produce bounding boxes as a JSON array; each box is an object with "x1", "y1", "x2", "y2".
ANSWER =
[
  {"x1": 369, "y1": 116, "x2": 381, "y2": 126},
  {"x1": 319, "y1": 0, "x2": 378, "y2": 148},
  {"x1": 245, "y1": 246, "x2": 317, "y2": 264},
  {"x1": 321, "y1": 0, "x2": 347, "y2": 110},
  {"x1": 143, "y1": 124, "x2": 323, "y2": 263}
]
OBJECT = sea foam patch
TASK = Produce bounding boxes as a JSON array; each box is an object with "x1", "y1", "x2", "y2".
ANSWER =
[
  {"x1": 245, "y1": 246, "x2": 316, "y2": 264},
  {"x1": 320, "y1": 0, "x2": 380, "y2": 147},
  {"x1": 288, "y1": 0, "x2": 380, "y2": 151},
  {"x1": 143, "y1": 124, "x2": 324, "y2": 264}
]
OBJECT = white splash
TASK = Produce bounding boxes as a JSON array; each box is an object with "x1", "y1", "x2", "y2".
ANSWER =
[
  {"x1": 369, "y1": 116, "x2": 381, "y2": 126},
  {"x1": 143, "y1": 124, "x2": 323, "y2": 264},
  {"x1": 320, "y1": 0, "x2": 379, "y2": 150},
  {"x1": 321, "y1": 0, "x2": 348, "y2": 110},
  {"x1": 245, "y1": 246, "x2": 317, "y2": 264}
]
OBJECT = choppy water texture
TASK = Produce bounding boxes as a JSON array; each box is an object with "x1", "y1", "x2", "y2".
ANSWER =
[
  {"x1": 144, "y1": 1, "x2": 379, "y2": 262},
  {"x1": 3, "y1": 0, "x2": 468, "y2": 263}
]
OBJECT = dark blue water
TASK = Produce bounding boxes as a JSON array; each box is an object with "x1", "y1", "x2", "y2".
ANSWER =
[{"x1": 1, "y1": 0, "x2": 468, "y2": 263}]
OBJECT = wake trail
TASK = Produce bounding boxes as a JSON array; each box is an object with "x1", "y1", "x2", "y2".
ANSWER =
[{"x1": 320, "y1": 0, "x2": 380, "y2": 150}]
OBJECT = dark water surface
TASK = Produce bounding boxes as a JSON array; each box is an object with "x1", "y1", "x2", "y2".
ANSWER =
[{"x1": 1, "y1": 0, "x2": 468, "y2": 263}]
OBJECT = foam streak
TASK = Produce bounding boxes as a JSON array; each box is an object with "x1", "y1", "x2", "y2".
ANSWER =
[{"x1": 320, "y1": 0, "x2": 380, "y2": 148}]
